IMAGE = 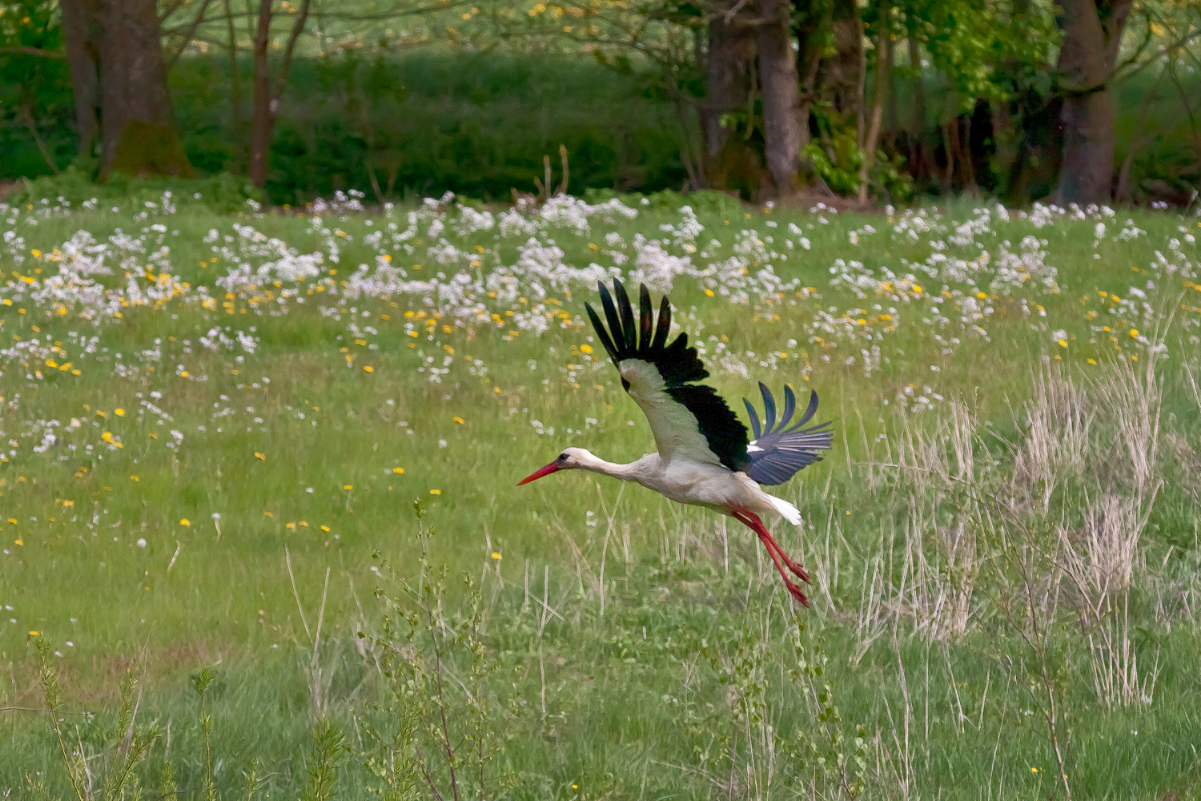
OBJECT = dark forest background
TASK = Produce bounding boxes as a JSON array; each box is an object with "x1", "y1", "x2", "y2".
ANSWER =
[{"x1": 2, "y1": 0, "x2": 1199, "y2": 207}]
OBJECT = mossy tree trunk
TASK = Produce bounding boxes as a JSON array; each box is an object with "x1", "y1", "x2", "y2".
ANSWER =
[{"x1": 60, "y1": 0, "x2": 193, "y2": 178}]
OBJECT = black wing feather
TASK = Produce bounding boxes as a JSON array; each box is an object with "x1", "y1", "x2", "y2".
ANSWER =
[
  {"x1": 744, "y1": 384, "x2": 833, "y2": 486},
  {"x1": 651, "y1": 295, "x2": 671, "y2": 351},
  {"x1": 585, "y1": 304, "x2": 619, "y2": 362},
  {"x1": 586, "y1": 279, "x2": 749, "y2": 471},
  {"x1": 614, "y1": 280, "x2": 637, "y2": 351},
  {"x1": 639, "y1": 285, "x2": 654, "y2": 349}
]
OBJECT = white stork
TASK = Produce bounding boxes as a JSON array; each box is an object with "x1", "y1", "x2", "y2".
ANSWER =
[{"x1": 519, "y1": 279, "x2": 833, "y2": 606}]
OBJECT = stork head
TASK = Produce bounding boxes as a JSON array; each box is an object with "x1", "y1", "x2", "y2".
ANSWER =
[{"x1": 517, "y1": 447, "x2": 590, "y2": 486}]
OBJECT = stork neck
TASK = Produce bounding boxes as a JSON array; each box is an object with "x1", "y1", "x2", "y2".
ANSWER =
[{"x1": 577, "y1": 452, "x2": 649, "y2": 482}]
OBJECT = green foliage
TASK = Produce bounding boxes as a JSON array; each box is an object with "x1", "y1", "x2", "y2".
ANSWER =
[
  {"x1": 583, "y1": 186, "x2": 745, "y2": 215},
  {"x1": 193, "y1": 666, "x2": 219, "y2": 801},
  {"x1": 8, "y1": 165, "x2": 262, "y2": 213},
  {"x1": 360, "y1": 501, "x2": 521, "y2": 800},
  {"x1": 304, "y1": 718, "x2": 348, "y2": 801},
  {"x1": 35, "y1": 637, "x2": 159, "y2": 801},
  {"x1": 0, "y1": 0, "x2": 74, "y2": 176},
  {"x1": 189, "y1": 50, "x2": 689, "y2": 204}
]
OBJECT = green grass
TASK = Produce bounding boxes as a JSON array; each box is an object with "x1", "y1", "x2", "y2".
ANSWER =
[{"x1": 1, "y1": 193, "x2": 1200, "y2": 798}]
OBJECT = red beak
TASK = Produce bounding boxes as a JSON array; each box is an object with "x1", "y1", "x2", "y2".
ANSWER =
[{"x1": 517, "y1": 461, "x2": 562, "y2": 486}]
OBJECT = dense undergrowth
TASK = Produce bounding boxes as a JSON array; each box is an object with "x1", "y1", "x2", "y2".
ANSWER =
[{"x1": 3, "y1": 50, "x2": 1200, "y2": 206}]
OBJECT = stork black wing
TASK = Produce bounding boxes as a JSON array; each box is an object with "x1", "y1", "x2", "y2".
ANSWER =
[
  {"x1": 743, "y1": 384, "x2": 833, "y2": 485},
  {"x1": 585, "y1": 280, "x2": 750, "y2": 471}
]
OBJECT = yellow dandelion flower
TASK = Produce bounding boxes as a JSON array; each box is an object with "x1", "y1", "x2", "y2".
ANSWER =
[
  {"x1": 264, "y1": 511, "x2": 273, "y2": 517},
  {"x1": 130, "y1": 475, "x2": 139, "y2": 481},
  {"x1": 491, "y1": 552, "x2": 501, "y2": 559},
  {"x1": 320, "y1": 525, "x2": 330, "y2": 532},
  {"x1": 704, "y1": 288, "x2": 714, "y2": 297},
  {"x1": 580, "y1": 344, "x2": 592, "y2": 354},
  {"x1": 430, "y1": 489, "x2": 442, "y2": 495},
  {"x1": 255, "y1": 452, "x2": 266, "y2": 461},
  {"x1": 343, "y1": 484, "x2": 353, "y2": 490},
  {"x1": 28, "y1": 630, "x2": 38, "y2": 636},
  {"x1": 363, "y1": 365, "x2": 374, "y2": 373},
  {"x1": 1129, "y1": 328, "x2": 1139, "y2": 338},
  {"x1": 180, "y1": 519, "x2": 190, "y2": 526},
  {"x1": 453, "y1": 416, "x2": 464, "y2": 424},
  {"x1": 393, "y1": 467, "x2": 405, "y2": 474},
  {"x1": 115, "y1": 408, "x2": 125, "y2": 416}
]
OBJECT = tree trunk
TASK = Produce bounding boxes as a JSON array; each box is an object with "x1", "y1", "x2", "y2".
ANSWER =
[
  {"x1": 1051, "y1": 0, "x2": 1133, "y2": 205},
  {"x1": 224, "y1": 0, "x2": 243, "y2": 172},
  {"x1": 249, "y1": 0, "x2": 274, "y2": 188},
  {"x1": 753, "y1": 0, "x2": 802, "y2": 194},
  {"x1": 817, "y1": 0, "x2": 863, "y2": 127},
  {"x1": 793, "y1": 0, "x2": 828, "y2": 181},
  {"x1": 858, "y1": 0, "x2": 891, "y2": 203},
  {"x1": 702, "y1": 6, "x2": 756, "y2": 160},
  {"x1": 907, "y1": 36, "x2": 933, "y2": 183},
  {"x1": 61, "y1": 0, "x2": 193, "y2": 177},
  {"x1": 249, "y1": 0, "x2": 312, "y2": 190},
  {"x1": 96, "y1": 0, "x2": 193, "y2": 177},
  {"x1": 59, "y1": 0, "x2": 100, "y2": 159}
]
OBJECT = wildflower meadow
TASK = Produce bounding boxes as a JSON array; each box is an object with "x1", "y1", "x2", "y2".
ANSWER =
[{"x1": 1, "y1": 190, "x2": 1200, "y2": 798}]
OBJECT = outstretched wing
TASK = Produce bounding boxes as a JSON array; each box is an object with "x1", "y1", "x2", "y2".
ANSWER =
[
  {"x1": 742, "y1": 384, "x2": 833, "y2": 485},
  {"x1": 586, "y1": 280, "x2": 750, "y2": 471}
]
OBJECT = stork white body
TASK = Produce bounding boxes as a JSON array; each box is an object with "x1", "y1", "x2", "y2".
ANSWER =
[
  {"x1": 561, "y1": 448, "x2": 803, "y2": 525},
  {"x1": 520, "y1": 280, "x2": 832, "y2": 606}
]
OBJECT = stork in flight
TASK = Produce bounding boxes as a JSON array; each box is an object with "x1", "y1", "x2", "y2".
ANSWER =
[{"x1": 519, "y1": 279, "x2": 833, "y2": 606}]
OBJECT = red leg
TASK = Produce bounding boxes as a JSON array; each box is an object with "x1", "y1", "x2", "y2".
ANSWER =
[
  {"x1": 729, "y1": 507, "x2": 810, "y2": 608},
  {"x1": 731, "y1": 508, "x2": 810, "y2": 583}
]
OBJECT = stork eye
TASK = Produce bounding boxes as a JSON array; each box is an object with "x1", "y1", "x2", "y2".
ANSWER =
[{"x1": 557, "y1": 453, "x2": 568, "y2": 462}]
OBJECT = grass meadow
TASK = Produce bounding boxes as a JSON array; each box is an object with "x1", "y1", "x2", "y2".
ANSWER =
[{"x1": 1, "y1": 189, "x2": 1200, "y2": 799}]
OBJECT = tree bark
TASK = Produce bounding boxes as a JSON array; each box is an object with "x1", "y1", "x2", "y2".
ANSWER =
[
  {"x1": 249, "y1": 0, "x2": 273, "y2": 188},
  {"x1": 702, "y1": 6, "x2": 756, "y2": 160},
  {"x1": 858, "y1": 0, "x2": 891, "y2": 203},
  {"x1": 224, "y1": 0, "x2": 244, "y2": 172},
  {"x1": 59, "y1": 0, "x2": 100, "y2": 159},
  {"x1": 907, "y1": 35, "x2": 933, "y2": 182},
  {"x1": 96, "y1": 0, "x2": 192, "y2": 178},
  {"x1": 61, "y1": 0, "x2": 193, "y2": 177},
  {"x1": 753, "y1": 0, "x2": 802, "y2": 194},
  {"x1": 817, "y1": 0, "x2": 863, "y2": 126},
  {"x1": 1051, "y1": 0, "x2": 1133, "y2": 206},
  {"x1": 249, "y1": 0, "x2": 312, "y2": 189}
]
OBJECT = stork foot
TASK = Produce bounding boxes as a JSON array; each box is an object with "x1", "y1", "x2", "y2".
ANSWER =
[
  {"x1": 783, "y1": 578, "x2": 811, "y2": 607},
  {"x1": 779, "y1": 553, "x2": 810, "y2": 584}
]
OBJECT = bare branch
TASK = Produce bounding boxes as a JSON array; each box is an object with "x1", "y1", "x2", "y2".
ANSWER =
[
  {"x1": 159, "y1": 0, "x2": 190, "y2": 23},
  {"x1": 0, "y1": 46, "x2": 64, "y2": 59},
  {"x1": 164, "y1": 0, "x2": 216, "y2": 73},
  {"x1": 273, "y1": 0, "x2": 312, "y2": 102}
]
